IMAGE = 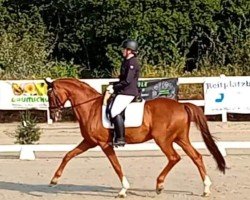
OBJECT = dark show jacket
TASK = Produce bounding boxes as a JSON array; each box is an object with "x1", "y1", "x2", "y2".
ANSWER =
[{"x1": 113, "y1": 56, "x2": 140, "y2": 96}]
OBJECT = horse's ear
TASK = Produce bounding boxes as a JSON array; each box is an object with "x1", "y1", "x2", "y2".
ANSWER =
[{"x1": 44, "y1": 77, "x2": 53, "y2": 88}]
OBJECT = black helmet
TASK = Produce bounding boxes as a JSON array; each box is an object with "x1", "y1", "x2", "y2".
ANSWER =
[{"x1": 121, "y1": 39, "x2": 138, "y2": 51}]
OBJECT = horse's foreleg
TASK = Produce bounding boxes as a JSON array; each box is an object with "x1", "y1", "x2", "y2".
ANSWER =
[
  {"x1": 155, "y1": 142, "x2": 181, "y2": 194},
  {"x1": 100, "y1": 143, "x2": 130, "y2": 198},
  {"x1": 50, "y1": 140, "x2": 95, "y2": 186}
]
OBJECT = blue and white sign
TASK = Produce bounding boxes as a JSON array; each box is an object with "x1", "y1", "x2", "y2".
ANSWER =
[{"x1": 204, "y1": 76, "x2": 250, "y2": 115}]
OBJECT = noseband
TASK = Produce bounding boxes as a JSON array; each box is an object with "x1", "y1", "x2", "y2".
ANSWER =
[{"x1": 48, "y1": 89, "x2": 65, "y2": 110}]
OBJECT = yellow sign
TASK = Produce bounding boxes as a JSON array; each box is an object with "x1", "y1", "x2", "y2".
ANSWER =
[{"x1": 12, "y1": 82, "x2": 48, "y2": 96}]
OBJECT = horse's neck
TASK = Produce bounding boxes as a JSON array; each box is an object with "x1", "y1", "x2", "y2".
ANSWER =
[
  {"x1": 65, "y1": 84, "x2": 102, "y2": 126},
  {"x1": 72, "y1": 95, "x2": 102, "y2": 132},
  {"x1": 66, "y1": 84, "x2": 101, "y2": 105}
]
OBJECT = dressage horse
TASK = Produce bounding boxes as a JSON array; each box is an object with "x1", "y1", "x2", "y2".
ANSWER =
[{"x1": 45, "y1": 78, "x2": 226, "y2": 198}]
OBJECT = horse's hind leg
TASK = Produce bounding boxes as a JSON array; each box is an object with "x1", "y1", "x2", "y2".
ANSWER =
[
  {"x1": 50, "y1": 140, "x2": 95, "y2": 186},
  {"x1": 155, "y1": 141, "x2": 181, "y2": 194},
  {"x1": 99, "y1": 143, "x2": 129, "y2": 198},
  {"x1": 176, "y1": 139, "x2": 212, "y2": 197}
]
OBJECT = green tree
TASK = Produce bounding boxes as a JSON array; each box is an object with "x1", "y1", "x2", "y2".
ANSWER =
[
  {"x1": 0, "y1": 0, "x2": 80, "y2": 79},
  {"x1": 14, "y1": 111, "x2": 42, "y2": 144},
  {"x1": 0, "y1": 1, "x2": 51, "y2": 79},
  {"x1": 1, "y1": 0, "x2": 249, "y2": 78}
]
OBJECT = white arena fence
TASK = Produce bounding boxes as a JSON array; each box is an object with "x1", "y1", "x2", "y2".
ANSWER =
[
  {"x1": 1, "y1": 142, "x2": 250, "y2": 160},
  {"x1": 1, "y1": 76, "x2": 249, "y2": 122},
  {"x1": 0, "y1": 76, "x2": 249, "y2": 160}
]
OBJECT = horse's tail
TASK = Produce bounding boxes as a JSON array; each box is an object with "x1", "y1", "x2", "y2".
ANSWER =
[{"x1": 184, "y1": 103, "x2": 226, "y2": 174}]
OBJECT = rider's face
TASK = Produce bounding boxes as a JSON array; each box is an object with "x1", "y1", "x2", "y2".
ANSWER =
[
  {"x1": 122, "y1": 48, "x2": 132, "y2": 58},
  {"x1": 122, "y1": 48, "x2": 127, "y2": 57}
]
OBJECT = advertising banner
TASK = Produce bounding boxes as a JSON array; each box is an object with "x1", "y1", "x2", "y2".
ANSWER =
[
  {"x1": 204, "y1": 76, "x2": 250, "y2": 114},
  {"x1": 104, "y1": 78, "x2": 179, "y2": 100},
  {"x1": 138, "y1": 78, "x2": 178, "y2": 100},
  {"x1": 0, "y1": 80, "x2": 48, "y2": 110}
]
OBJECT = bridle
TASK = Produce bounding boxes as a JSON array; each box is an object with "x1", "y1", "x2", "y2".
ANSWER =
[
  {"x1": 48, "y1": 88, "x2": 101, "y2": 111},
  {"x1": 48, "y1": 89, "x2": 65, "y2": 110}
]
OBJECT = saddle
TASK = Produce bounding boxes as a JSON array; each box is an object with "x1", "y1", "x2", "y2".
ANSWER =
[{"x1": 102, "y1": 93, "x2": 145, "y2": 129}]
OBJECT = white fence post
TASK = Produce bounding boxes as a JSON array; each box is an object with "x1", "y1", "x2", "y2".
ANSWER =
[
  {"x1": 47, "y1": 108, "x2": 53, "y2": 124},
  {"x1": 220, "y1": 74, "x2": 228, "y2": 122},
  {"x1": 19, "y1": 146, "x2": 36, "y2": 160},
  {"x1": 222, "y1": 111, "x2": 228, "y2": 123}
]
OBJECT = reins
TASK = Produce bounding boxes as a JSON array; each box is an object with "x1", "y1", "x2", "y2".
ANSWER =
[
  {"x1": 49, "y1": 89, "x2": 101, "y2": 110},
  {"x1": 70, "y1": 95, "x2": 101, "y2": 108}
]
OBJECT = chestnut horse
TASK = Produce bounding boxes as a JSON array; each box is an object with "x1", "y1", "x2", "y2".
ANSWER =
[{"x1": 45, "y1": 78, "x2": 225, "y2": 198}]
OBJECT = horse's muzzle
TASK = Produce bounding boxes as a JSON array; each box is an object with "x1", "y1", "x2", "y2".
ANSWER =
[{"x1": 50, "y1": 108, "x2": 62, "y2": 122}]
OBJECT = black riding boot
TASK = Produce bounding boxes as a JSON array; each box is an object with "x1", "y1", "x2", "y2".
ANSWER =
[{"x1": 113, "y1": 114, "x2": 126, "y2": 147}]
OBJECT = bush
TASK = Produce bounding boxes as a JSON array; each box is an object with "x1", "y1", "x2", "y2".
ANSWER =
[
  {"x1": 45, "y1": 60, "x2": 80, "y2": 79},
  {"x1": 13, "y1": 111, "x2": 42, "y2": 144},
  {"x1": 0, "y1": 3, "x2": 52, "y2": 79}
]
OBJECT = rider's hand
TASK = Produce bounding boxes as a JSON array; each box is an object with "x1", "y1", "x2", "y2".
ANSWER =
[{"x1": 106, "y1": 85, "x2": 114, "y2": 94}]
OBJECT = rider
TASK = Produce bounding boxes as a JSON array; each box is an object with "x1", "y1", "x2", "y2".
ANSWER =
[{"x1": 106, "y1": 39, "x2": 141, "y2": 147}]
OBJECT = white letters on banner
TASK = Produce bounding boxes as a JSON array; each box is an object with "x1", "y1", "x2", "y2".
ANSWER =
[
  {"x1": 204, "y1": 76, "x2": 250, "y2": 115},
  {"x1": 0, "y1": 80, "x2": 48, "y2": 110}
]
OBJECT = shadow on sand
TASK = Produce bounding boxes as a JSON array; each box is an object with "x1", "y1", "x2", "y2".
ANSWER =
[{"x1": 0, "y1": 181, "x2": 200, "y2": 198}]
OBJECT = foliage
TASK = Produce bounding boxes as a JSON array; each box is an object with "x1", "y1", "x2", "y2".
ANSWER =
[
  {"x1": 0, "y1": 1, "x2": 51, "y2": 79},
  {"x1": 0, "y1": 0, "x2": 249, "y2": 78},
  {"x1": 90, "y1": 67, "x2": 111, "y2": 78},
  {"x1": 140, "y1": 57, "x2": 186, "y2": 78},
  {"x1": 13, "y1": 111, "x2": 42, "y2": 144},
  {"x1": 36, "y1": 0, "x2": 249, "y2": 75},
  {"x1": 45, "y1": 60, "x2": 80, "y2": 79},
  {"x1": 0, "y1": 1, "x2": 80, "y2": 79}
]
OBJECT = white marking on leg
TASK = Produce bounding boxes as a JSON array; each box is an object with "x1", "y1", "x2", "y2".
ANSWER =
[
  {"x1": 118, "y1": 176, "x2": 130, "y2": 197},
  {"x1": 203, "y1": 175, "x2": 212, "y2": 196}
]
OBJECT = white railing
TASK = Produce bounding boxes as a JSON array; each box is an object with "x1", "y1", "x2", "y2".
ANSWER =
[{"x1": 1, "y1": 76, "x2": 244, "y2": 123}]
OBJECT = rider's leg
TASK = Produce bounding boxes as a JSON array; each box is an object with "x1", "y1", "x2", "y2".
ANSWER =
[
  {"x1": 110, "y1": 95, "x2": 134, "y2": 147},
  {"x1": 113, "y1": 113, "x2": 125, "y2": 146}
]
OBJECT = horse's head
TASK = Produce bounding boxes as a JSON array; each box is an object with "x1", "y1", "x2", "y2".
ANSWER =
[
  {"x1": 45, "y1": 77, "x2": 101, "y2": 122},
  {"x1": 44, "y1": 78, "x2": 68, "y2": 122}
]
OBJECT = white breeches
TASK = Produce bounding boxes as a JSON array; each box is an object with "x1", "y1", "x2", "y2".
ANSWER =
[{"x1": 111, "y1": 94, "x2": 134, "y2": 118}]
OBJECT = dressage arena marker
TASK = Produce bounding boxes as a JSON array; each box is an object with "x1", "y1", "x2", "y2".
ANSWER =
[{"x1": 0, "y1": 141, "x2": 250, "y2": 160}]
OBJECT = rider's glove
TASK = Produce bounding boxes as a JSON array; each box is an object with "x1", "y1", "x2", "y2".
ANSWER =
[{"x1": 106, "y1": 85, "x2": 114, "y2": 94}]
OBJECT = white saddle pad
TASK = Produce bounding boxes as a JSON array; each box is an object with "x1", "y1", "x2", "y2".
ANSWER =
[{"x1": 102, "y1": 99, "x2": 146, "y2": 129}]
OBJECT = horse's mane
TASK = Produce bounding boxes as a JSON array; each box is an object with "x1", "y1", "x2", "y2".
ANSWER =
[{"x1": 55, "y1": 78, "x2": 101, "y2": 95}]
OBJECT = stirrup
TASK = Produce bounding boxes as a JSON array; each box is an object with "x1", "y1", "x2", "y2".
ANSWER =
[
  {"x1": 113, "y1": 139, "x2": 126, "y2": 147},
  {"x1": 108, "y1": 139, "x2": 125, "y2": 147}
]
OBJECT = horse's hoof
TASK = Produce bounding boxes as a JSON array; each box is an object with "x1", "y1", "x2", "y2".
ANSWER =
[
  {"x1": 202, "y1": 192, "x2": 211, "y2": 197},
  {"x1": 49, "y1": 178, "x2": 58, "y2": 187},
  {"x1": 116, "y1": 193, "x2": 127, "y2": 198},
  {"x1": 156, "y1": 185, "x2": 164, "y2": 195},
  {"x1": 49, "y1": 182, "x2": 57, "y2": 187}
]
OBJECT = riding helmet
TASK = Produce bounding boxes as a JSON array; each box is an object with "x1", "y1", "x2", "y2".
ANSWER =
[{"x1": 121, "y1": 39, "x2": 138, "y2": 51}]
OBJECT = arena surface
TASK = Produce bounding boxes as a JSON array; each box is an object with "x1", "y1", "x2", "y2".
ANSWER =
[{"x1": 0, "y1": 122, "x2": 250, "y2": 200}]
